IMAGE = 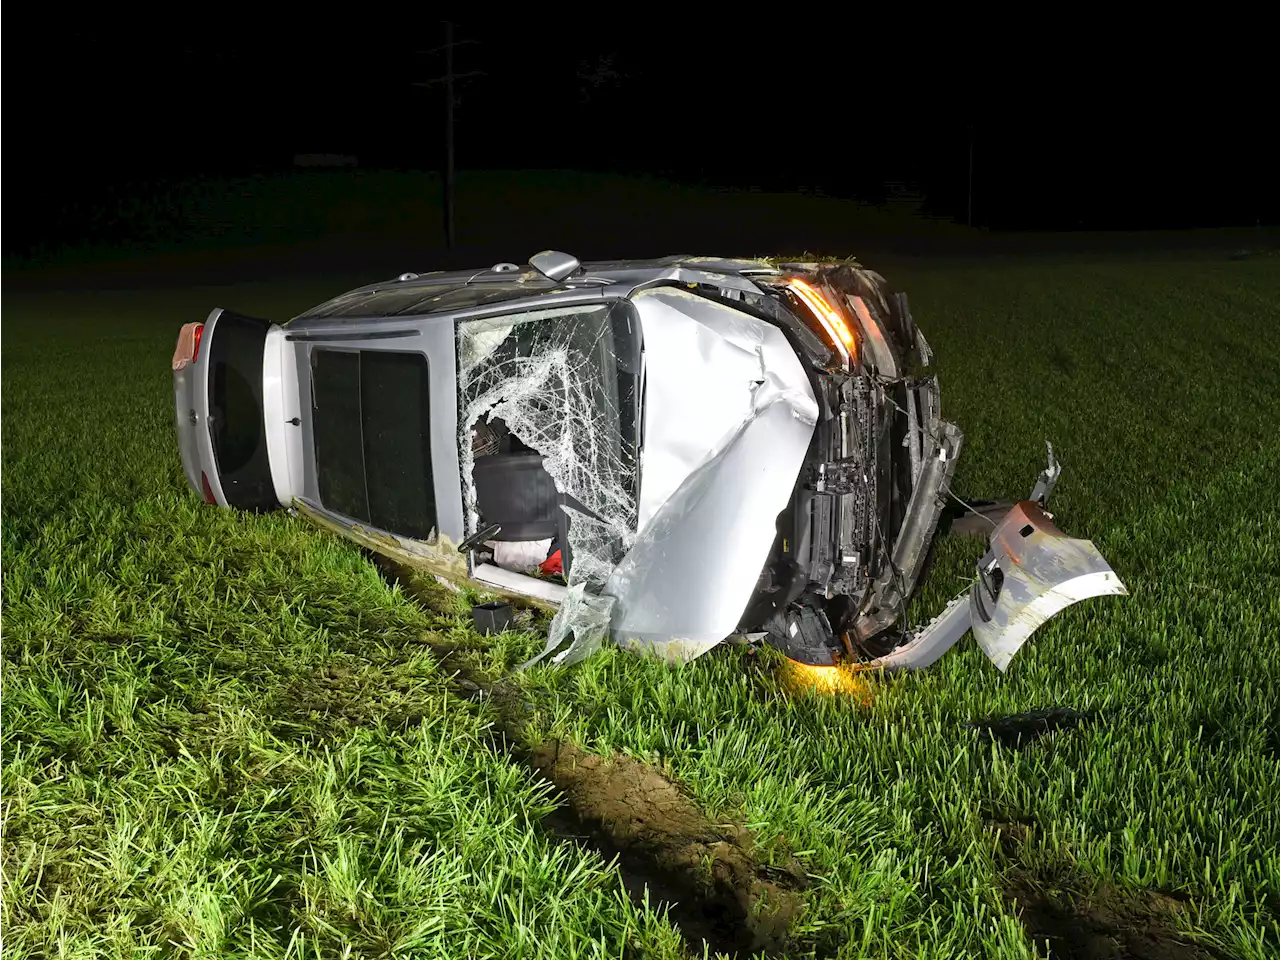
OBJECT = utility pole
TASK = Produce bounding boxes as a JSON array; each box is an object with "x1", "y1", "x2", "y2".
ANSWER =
[
  {"x1": 967, "y1": 125, "x2": 974, "y2": 228},
  {"x1": 443, "y1": 21, "x2": 455, "y2": 248},
  {"x1": 414, "y1": 24, "x2": 483, "y2": 248}
]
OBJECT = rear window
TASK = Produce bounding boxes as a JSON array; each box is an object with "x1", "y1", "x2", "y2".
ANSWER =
[
  {"x1": 208, "y1": 312, "x2": 277, "y2": 511},
  {"x1": 310, "y1": 348, "x2": 437, "y2": 539}
]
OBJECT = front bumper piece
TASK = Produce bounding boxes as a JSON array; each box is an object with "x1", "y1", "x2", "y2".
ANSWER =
[
  {"x1": 969, "y1": 499, "x2": 1128, "y2": 671},
  {"x1": 867, "y1": 452, "x2": 1127, "y2": 672}
]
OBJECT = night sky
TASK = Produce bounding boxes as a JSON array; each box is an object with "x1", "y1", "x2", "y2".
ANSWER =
[{"x1": 9, "y1": 21, "x2": 1275, "y2": 253}]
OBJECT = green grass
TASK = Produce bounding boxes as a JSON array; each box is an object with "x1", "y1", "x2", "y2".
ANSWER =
[
  {"x1": 4, "y1": 258, "x2": 1279, "y2": 958},
  {"x1": 0, "y1": 281, "x2": 690, "y2": 959}
]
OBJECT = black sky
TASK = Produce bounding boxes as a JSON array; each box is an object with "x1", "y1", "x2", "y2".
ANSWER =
[{"x1": 9, "y1": 21, "x2": 1276, "y2": 242}]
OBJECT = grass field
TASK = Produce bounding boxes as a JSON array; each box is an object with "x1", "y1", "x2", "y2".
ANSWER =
[{"x1": 3, "y1": 255, "x2": 1278, "y2": 959}]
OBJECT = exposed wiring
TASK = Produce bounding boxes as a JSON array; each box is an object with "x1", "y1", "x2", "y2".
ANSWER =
[
  {"x1": 943, "y1": 485, "x2": 1000, "y2": 529},
  {"x1": 877, "y1": 385, "x2": 909, "y2": 416}
]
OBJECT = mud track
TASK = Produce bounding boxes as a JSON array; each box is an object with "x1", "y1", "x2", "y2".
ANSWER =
[
  {"x1": 1006, "y1": 877, "x2": 1228, "y2": 960},
  {"x1": 377, "y1": 558, "x2": 810, "y2": 956},
  {"x1": 992, "y1": 845, "x2": 1228, "y2": 960},
  {"x1": 442, "y1": 663, "x2": 808, "y2": 957},
  {"x1": 529, "y1": 739, "x2": 808, "y2": 956}
]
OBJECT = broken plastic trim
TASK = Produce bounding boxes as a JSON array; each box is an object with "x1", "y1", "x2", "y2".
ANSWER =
[
  {"x1": 1029, "y1": 440, "x2": 1061, "y2": 506},
  {"x1": 859, "y1": 592, "x2": 972, "y2": 671},
  {"x1": 824, "y1": 447, "x2": 1128, "y2": 673},
  {"x1": 970, "y1": 500, "x2": 1128, "y2": 672}
]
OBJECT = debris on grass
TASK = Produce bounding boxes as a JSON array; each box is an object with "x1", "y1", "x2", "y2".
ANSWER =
[{"x1": 968, "y1": 706, "x2": 1099, "y2": 749}]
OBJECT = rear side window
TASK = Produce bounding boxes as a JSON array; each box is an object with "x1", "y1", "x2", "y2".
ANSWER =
[{"x1": 310, "y1": 349, "x2": 437, "y2": 539}]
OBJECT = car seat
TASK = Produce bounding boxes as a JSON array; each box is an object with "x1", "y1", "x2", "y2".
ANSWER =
[{"x1": 471, "y1": 452, "x2": 574, "y2": 575}]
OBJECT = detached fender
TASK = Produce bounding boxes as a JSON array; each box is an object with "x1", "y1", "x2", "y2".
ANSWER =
[
  {"x1": 970, "y1": 500, "x2": 1128, "y2": 671},
  {"x1": 864, "y1": 499, "x2": 1127, "y2": 673}
]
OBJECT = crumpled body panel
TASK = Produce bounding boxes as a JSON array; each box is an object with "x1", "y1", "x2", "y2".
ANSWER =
[
  {"x1": 970, "y1": 500, "x2": 1128, "y2": 671},
  {"x1": 606, "y1": 288, "x2": 819, "y2": 660}
]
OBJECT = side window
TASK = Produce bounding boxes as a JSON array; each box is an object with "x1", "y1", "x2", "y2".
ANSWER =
[
  {"x1": 311, "y1": 350, "x2": 365, "y2": 521},
  {"x1": 310, "y1": 348, "x2": 437, "y2": 540}
]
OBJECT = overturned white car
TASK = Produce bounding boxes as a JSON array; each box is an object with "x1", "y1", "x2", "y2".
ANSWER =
[{"x1": 172, "y1": 252, "x2": 1126, "y2": 671}]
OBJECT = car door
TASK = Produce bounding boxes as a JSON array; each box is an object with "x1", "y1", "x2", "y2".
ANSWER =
[{"x1": 172, "y1": 308, "x2": 302, "y2": 511}]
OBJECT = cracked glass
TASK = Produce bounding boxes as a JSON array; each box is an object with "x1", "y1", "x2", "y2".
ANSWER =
[{"x1": 457, "y1": 301, "x2": 641, "y2": 593}]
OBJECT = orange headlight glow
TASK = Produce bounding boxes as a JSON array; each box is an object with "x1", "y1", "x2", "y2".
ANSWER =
[{"x1": 785, "y1": 278, "x2": 857, "y2": 366}]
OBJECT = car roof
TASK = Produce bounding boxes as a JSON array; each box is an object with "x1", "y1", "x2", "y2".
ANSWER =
[{"x1": 289, "y1": 255, "x2": 780, "y2": 323}]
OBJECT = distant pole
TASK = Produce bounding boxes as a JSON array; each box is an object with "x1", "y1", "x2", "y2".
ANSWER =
[
  {"x1": 413, "y1": 24, "x2": 483, "y2": 249},
  {"x1": 967, "y1": 125, "x2": 974, "y2": 228},
  {"x1": 444, "y1": 22, "x2": 455, "y2": 248}
]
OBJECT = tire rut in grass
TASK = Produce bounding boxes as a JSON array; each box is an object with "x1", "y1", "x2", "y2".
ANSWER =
[
  {"x1": 443, "y1": 666, "x2": 809, "y2": 958},
  {"x1": 526, "y1": 737, "x2": 808, "y2": 958},
  {"x1": 372, "y1": 557, "x2": 811, "y2": 956},
  {"x1": 1003, "y1": 872, "x2": 1229, "y2": 960}
]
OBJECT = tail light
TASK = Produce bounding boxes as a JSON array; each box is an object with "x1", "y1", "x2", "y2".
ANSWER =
[
  {"x1": 200, "y1": 471, "x2": 217, "y2": 505},
  {"x1": 171, "y1": 322, "x2": 205, "y2": 371},
  {"x1": 785, "y1": 278, "x2": 856, "y2": 367}
]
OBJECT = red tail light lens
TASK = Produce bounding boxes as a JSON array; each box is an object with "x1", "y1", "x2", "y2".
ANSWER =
[
  {"x1": 172, "y1": 322, "x2": 206, "y2": 371},
  {"x1": 200, "y1": 471, "x2": 217, "y2": 505}
]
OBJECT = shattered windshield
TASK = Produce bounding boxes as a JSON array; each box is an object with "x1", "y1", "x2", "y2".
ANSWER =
[{"x1": 457, "y1": 301, "x2": 641, "y2": 590}]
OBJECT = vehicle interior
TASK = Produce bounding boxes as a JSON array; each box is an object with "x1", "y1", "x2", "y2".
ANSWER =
[
  {"x1": 459, "y1": 300, "x2": 644, "y2": 591},
  {"x1": 469, "y1": 415, "x2": 573, "y2": 583}
]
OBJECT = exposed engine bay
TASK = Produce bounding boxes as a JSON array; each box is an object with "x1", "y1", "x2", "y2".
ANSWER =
[{"x1": 740, "y1": 265, "x2": 962, "y2": 666}]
